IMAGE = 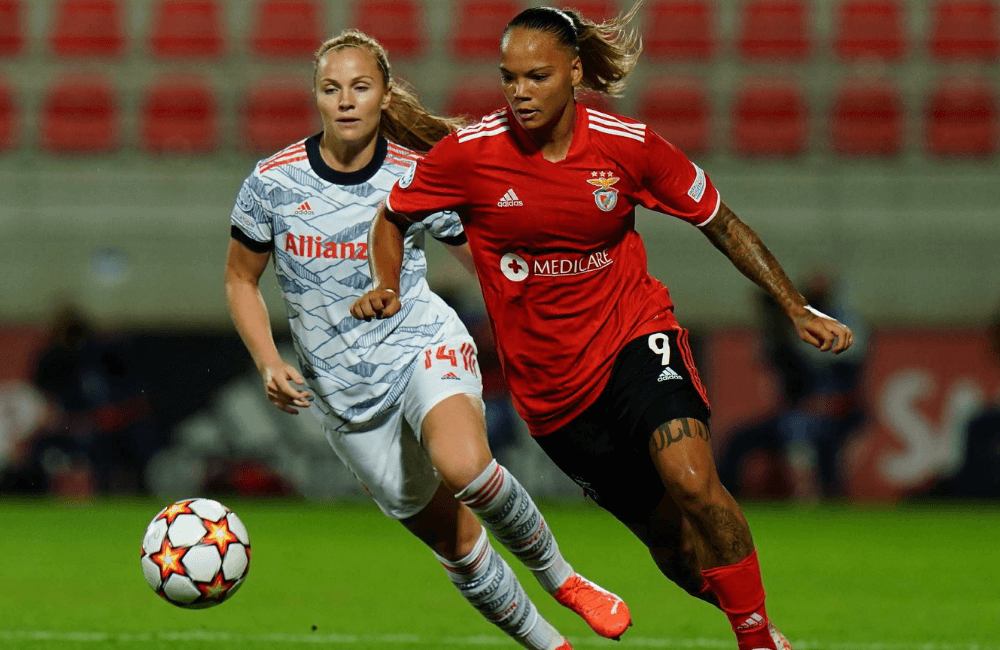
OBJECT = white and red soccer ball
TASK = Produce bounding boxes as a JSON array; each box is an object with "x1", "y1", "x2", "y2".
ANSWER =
[{"x1": 140, "y1": 498, "x2": 251, "y2": 608}]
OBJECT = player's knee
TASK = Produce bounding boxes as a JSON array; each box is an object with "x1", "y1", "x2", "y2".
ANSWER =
[{"x1": 666, "y1": 468, "x2": 716, "y2": 512}]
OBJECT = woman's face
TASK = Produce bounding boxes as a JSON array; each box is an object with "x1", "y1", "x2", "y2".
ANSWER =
[
  {"x1": 500, "y1": 28, "x2": 582, "y2": 133},
  {"x1": 315, "y1": 47, "x2": 390, "y2": 147}
]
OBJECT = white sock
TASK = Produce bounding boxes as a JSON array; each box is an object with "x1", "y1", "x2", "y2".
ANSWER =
[
  {"x1": 435, "y1": 529, "x2": 564, "y2": 650},
  {"x1": 457, "y1": 460, "x2": 574, "y2": 593}
]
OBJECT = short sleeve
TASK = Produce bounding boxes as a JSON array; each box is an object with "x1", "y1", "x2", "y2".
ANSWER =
[
  {"x1": 230, "y1": 172, "x2": 273, "y2": 251},
  {"x1": 386, "y1": 133, "x2": 468, "y2": 220},
  {"x1": 635, "y1": 129, "x2": 721, "y2": 227},
  {"x1": 421, "y1": 210, "x2": 467, "y2": 246}
]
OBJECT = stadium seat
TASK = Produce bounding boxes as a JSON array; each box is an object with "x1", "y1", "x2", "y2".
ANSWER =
[
  {"x1": 637, "y1": 78, "x2": 711, "y2": 156},
  {"x1": 644, "y1": 1, "x2": 715, "y2": 61},
  {"x1": 0, "y1": 77, "x2": 17, "y2": 151},
  {"x1": 140, "y1": 77, "x2": 219, "y2": 154},
  {"x1": 928, "y1": 1, "x2": 1000, "y2": 61},
  {"x1": 49, "y1": 0, "x2": 125, "y2": 58},
  {"x1": 249, "y1": 0, "x2": 325, "y2": 61},
  {"x1": 149, "y1": 0, "x2": 224, "y2": 60},
  {"x1": 444, "y1": 79, "x2": 507, "y2": 121},
  {"x1": 829, "y1": 79, "x2": 903, "y2": 156},
  {"x1": 731, "y1": 78, "x2": 807, "y2": 156},
  {"x1": 925, "y1": 78, "x2": 998, "y2": 156},
  {"x1": 241, "y1": 81, "x2": 319, "y2": 154},
  {"x1": 564, "y1": 0, "x2": 621, "y2": 23},
  {"x1": 0, "y1": 1, "x2": 25, "y2": 58},
  {"x1": 40, "y1": 76, "x2": 120, "y2": 153},
  {"x1": 451, "y1": 0, "x2": 522, "y2": 61},
  {"x1": 737, "y1": 0, "x2": 810, "y2": 61},
  {"x1": 352, "y1": 0, "x2": 426, "y2": 60},
  {"x1": 833, "y1": 0, "x2": 907, "y2": 62}
]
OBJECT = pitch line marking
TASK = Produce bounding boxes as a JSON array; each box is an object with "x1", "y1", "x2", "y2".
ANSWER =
[{"x1": 0, "y1": 631, "x2": 995, "y2": 650}]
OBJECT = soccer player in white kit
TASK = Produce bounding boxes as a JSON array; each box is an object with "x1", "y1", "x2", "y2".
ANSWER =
[{"x1": 223, "y1": 30, "x2": 630, "y2": 650}]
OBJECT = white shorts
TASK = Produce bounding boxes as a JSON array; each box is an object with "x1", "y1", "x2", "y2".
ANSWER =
[{"x1": 319, "y1": 333, "x2": 484, "y2": 519}]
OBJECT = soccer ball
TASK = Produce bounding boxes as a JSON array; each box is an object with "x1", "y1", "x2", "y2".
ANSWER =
[{"x1": 140, "y1": 498, "x2": 251, "y2": 609}]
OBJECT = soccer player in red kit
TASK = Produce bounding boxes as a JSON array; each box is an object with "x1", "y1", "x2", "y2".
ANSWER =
[{"x1": 353, "y1": 5, "x2": 854, "y2": 650}]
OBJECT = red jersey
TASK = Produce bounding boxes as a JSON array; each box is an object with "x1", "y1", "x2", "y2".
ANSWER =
[{"x1": 387, "y1": 105, "x2": 720, "y2": 435}]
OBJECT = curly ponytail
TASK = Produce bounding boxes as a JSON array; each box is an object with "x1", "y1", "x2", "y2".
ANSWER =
[
  {"x1": 502, "y1": 2, "x2": 644, "y2": 98},
  {"x1": 314, "y1": 30, "x2": 465, "y2": 153}
]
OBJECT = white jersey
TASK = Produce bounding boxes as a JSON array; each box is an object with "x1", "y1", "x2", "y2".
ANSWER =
[{"x1": 230, "y1": 135, "x2": 470, "y2": 423}]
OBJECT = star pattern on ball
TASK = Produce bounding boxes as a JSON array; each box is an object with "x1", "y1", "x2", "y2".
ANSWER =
[
  {"x1": 197, "y1": 573, "x2": 235, "y2": 602},
  {"x1": 151, "y1": 540, "x2": 188, "y2": 581},
  {"x1": 156, "y1": 500, "x2": 194, "y2": 525},
  {"x1": 203, "y1": 518, "x2": 239, "y2": 556}
]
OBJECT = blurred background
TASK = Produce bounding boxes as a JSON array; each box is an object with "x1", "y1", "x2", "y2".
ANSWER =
[{"x1": 0, "y1": 0, "x2": 997, "y2": 505}]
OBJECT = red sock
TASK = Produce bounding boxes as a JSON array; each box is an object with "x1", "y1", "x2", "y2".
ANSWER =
[{"x1": 700, "y1": 550, "x2": 775, "y2": 650}]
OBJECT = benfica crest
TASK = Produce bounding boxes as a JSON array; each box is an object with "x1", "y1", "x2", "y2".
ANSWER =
[{"x1": 587, "y1": 172, "x2": 620, "y2": 212}]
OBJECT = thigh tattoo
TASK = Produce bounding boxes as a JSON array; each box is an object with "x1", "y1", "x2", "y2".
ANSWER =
[{"x1": 649, "y1": 418, "x2": 712, "y2": 454}]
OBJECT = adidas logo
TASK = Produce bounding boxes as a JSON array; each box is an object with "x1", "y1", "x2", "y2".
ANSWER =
[
  {"x1": 441, "y1": 372, "x2": 461, "y2": 380},
  {"x1": 657, "y1": 366, "x2": 682, "y2": 382},
  {"x1": 497, "y1": 189, "x2": 523, "y2": 207},
  {"x1": 294, "y1": 201, "x2": 314, "y2": 215},
  {"x1": 737, "y1": 613, "x2": 766, "y2": 631}
]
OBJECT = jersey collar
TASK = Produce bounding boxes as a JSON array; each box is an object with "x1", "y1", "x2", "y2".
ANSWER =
[{"x1": 306, "y1": 133, "x2": 388, "y2": 185}]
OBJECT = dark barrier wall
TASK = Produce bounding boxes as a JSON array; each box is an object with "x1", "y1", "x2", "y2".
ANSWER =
[{"x1": 2, "y1": 324, "x2": 997, "y2": 501}]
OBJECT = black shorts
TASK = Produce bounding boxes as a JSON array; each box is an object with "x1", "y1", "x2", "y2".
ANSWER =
[{"x1": 535, "y1": 328, "x2": 711, "y2": 526}]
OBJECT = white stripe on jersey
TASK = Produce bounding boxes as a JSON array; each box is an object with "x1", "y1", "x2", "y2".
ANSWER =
[
  {"x1": 585, "y1": 108, "x2": 646, "y2": 135},
  {"x1": 588, "y1": 122, "x2": 646, "y2": 142},
  {"x1": 458, "y1": 126, "x2": 511, "y2": 143},
  {"x1": 456, "y1": 111, "x2": 509, "y2": 137}
]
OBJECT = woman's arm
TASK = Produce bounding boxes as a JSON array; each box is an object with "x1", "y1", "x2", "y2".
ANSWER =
[
  {"x1": 351, "y1": 204, "x2": 411, "y2": 320},
  {"x1": 701, "y1": 202, "x2": 854, "y2": 354},
  {"x1": 224, "y1": 239, "x2": 312, "y2": 413}
]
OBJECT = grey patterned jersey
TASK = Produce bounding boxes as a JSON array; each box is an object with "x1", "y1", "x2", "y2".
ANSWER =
[{"x1": 230, "y1": 135, "x2": 469, "y2": 423}]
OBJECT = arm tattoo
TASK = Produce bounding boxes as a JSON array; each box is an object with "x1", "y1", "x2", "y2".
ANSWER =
[
  {"x1": 702, "y1": 203, "x2": 806, "y2": 316},
  {"x1": 650, "y1": 418, "x2": 712, "y2": 453}
]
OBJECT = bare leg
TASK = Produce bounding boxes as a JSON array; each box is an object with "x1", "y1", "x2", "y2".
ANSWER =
[
  {"x1": 624, "y1": 492, "x2": 720, "y2": 607},
  {"x1": 648, "y1": 418, "x2": 778, "y2": 650},
  {"x1": 647, "y1": 418, "x2": 753, "y2": 569},
  {"x1": 420, "y1": 393, "x2": 494, "y2": 493}
]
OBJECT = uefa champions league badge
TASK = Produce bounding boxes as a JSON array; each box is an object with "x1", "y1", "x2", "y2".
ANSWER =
[{"x1": 587, "y1": 171, "x2": 620, "y2": 212}]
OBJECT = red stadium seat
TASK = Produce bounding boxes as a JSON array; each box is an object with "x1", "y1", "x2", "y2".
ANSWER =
[
  {"x1": 564, "y1": 0, "x2": 621, "y2": 23},
  {"x1": 0, "y1": 1, "x2": 25, "y2": 58},
  {"x1": 731, "y1": 78, "x2": 807, "y2": 157},
  {"x1": 149, "y1": 0, "x2": 224, "y2": 60},
  {"x1": 637, "y1": 78, "x2": 711, "y2": 156},
  {"x1": 40, "y1": 76, "x2": 120, "y2": 153},
  {"x1": 644, "y1": 1, "x2": 715, "y2": 61},
  {"x1": 0, "y1": 77, "x2": 17, "y2": 151},
  {"x1": 444, "y1": 78, "x2": 507, "y2": 121},
  {"x1": 49, "y1": 0, "x2": 125, "y2": 58},
  {"x1": 737, "y1": 0, "x2": 810, "y2": 61},
  {"x1": 451, "y1": 0, "x2": 522, "y2": 61},
  {"x1": 141, "y1": 77, "x2": 219, "y2": 154},
  {"x1": 352, "y1": 0, "x2": 426, "y2": 60},
  {"x1": 829, "y1": 79, "x2": 903, "y2": 156},
  {"x1": 928, "y1": 1, "x2": 1000, "y2": 61},
  {"x1": 241, "y1": 81, "x2": 319, "y2": 154},
  {"x1": 833, "y1": 0, "x2": 907, "y2": 62},
  {"x1": 249, "y1": 0, "x2": 325, "y2": 61},
  {"x1": 925, "y1": 78, "x2": 998, "y2": 156}
]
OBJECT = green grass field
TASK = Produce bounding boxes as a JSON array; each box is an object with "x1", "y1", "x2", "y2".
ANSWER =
[{"x1": 0, "y1": 498, "x2": 996, "y2": 650}]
